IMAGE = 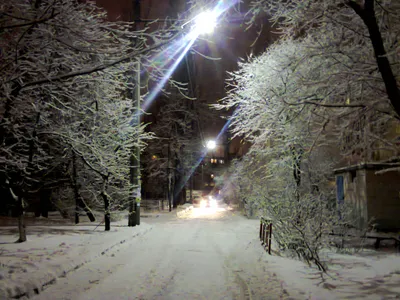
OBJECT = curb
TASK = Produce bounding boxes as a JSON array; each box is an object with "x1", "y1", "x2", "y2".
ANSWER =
[{"x1": 6, "y1": 225, "x2": 153, "y2": 299}]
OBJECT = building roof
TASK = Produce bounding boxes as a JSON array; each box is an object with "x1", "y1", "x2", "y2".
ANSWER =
[{"x1": 334, "y1": 162, "x2": 400, "y2": 174}]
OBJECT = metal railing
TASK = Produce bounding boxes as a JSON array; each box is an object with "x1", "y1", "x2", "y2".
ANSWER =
[{"x1": 259, "y1": 217, "x2": 272, "y2": 255}]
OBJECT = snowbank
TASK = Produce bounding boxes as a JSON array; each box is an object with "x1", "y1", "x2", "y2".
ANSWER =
[
  {"x1": 230, "y1": 217, "x2": 400, "y2": 299},
  {"x1": 0, "y1": 219, "x2": 152, "y2": 299},
  {"x1": 252, "y1": 237, "x2": 400, "y2": 298},
  {"x1": 176, "y1": 204, "x2": 193, "y2": 217}
]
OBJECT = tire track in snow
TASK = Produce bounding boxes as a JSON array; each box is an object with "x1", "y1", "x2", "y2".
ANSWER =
[{"x1": 206, "y1": 222, "x2": 252, "y2": 300}]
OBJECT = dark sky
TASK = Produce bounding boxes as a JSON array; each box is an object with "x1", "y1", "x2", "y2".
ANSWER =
[{"x1": 193, "y1": 8, "x2": 272, "y2": 138}]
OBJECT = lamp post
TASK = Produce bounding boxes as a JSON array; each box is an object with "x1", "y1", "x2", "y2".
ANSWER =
[
  {"x1": 129, "y1": 61, "x2": 141, "y2": 227},
  {"x1": 135, "y1": 61, "x2": 141, "y2": 226},
  {"x1": 128, "y1": 0, "x2": 142, "y2": 227}
]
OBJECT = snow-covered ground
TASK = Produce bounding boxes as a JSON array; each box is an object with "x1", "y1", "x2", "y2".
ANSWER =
[
  {"x1": 0, "y1": 206, "x2": 399, "y2": 299},
  {"x1": 0, "y1": 213, "x2": 157, "y2": 299},
  {"x1": 180, "y1": 207, "x2": 400, "y2": 299},
  {"x1": 261, "y1": 246, "x2": 400, "y2": 299}
]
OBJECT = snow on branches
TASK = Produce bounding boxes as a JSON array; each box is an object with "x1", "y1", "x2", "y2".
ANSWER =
[
  {"x1": 214, "y1": 0, "x2": 400, "y2": 269},
  {"x1": 0, "y1": 0, "x2": 180, "y2": 233}
]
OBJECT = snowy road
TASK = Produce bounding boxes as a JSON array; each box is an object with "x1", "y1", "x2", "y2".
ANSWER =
[{"x1": 33, "y1": 206, "x2": 290, "y2": 300}]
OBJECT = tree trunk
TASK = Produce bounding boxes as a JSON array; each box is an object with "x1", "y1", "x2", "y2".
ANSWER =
[
  {"x1": 13, "y1": 111, "x2": 41, "y2": 242},
  {"x1": 16, "y1": 195, "x2": 26, "y2": 243},
  {"x1": 101, "y1": 176, "x2": 110, "y2": 231},
  {"x1": 78, "y1": 196, "x2": 96, "y2": 222},
  {"x1": 7, "y1": 181, "x2": 26, "y2": 242},
  {"x1": 72, "y1": 151, "x2": 96, "y2": 223},
  {"x1": 291, "y1": 146, "x2": 302, "y2": 202},
  {"x1": 291, "y1": 146, "x2": 303, "y2": 226},
  {"x1": 173, "y1": 174, "x2": 179, "y2": 209},
  {"x1": 72, "y1": 152, "x2": 80, "y2": 224},
  {"x1": 168, "y1": 187, "x2": 172, "y2": 212},
  {"x1": 104, "y1": 198, "x2": 110, "y2": 231},
  {"x1": 348, "y1": 0, "x2": 400, "y2": 118}
]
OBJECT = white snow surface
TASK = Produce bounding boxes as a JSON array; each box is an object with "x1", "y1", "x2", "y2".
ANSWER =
[
  {"x1": 0, "y1": 207, "x2": 399, "y2": 299},
  {"x1": 0, "y1": 215, "x2": 153, "y2": 299}
]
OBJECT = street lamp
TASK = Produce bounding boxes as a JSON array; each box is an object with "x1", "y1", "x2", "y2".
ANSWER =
[
  {"x1": 192, "y1": 10, "x2": 218, "y2": 35},
  {"x1": 206, "y1": 140, "x2": 216, "y2": 150}
]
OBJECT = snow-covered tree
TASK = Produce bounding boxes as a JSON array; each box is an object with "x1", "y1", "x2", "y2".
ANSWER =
[
  {"x1": 248, "y1": 0, "x2": 400, "y2": 121},
  {"x1": 214, "y1": 0, "x2": 400, "y2": 269},
  {"x1": 0, "y1": 0, "x2": 183, "y2": 241}
]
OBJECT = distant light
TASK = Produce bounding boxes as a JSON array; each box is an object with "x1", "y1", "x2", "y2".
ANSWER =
[
  {"x1": 192, "y1": 10, "x2": 217, "y2": 36},
  {"x1": 206, "y1": 140, "x2": 216, "y2": 150}
]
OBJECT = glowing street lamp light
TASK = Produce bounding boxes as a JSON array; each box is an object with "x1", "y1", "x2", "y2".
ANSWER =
[
  {"x1": 185, "y1": 10, "x2": 218, "y2": 39},
  {"x1": 206, "y1": 140, "x2": 217, "y2": 150},
  {"x1": 193, "y1": 10, "x2": 218, "y2": 35}
]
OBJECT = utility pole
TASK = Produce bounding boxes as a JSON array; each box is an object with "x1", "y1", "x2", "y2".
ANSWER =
[
  {"x1": 134, "y1": 61, "x2": 141, "y2": 225},
  {"x1": 129, "y1": 61, "x2": 141, "y2": 226},
  {"x1": 129, "y1": 0, "x2": 141, "y2": 227}
]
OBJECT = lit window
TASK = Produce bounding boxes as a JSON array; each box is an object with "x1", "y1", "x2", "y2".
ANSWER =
[
  {"x1": 211, "y1": 174, "x2": 214, "y2": 178},
  {"x1": 219, "y1": 159, "x2": 224, "y2": 164}
]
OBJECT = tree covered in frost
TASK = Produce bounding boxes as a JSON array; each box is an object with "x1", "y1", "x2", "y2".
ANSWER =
[
  {"x1": 247, "y1": 0, "x2": 400, "y2": 130},
  {"x1": 0, "y1": 0, "x2": 182, "y2": 240},
  {"x1": 214, "y1": 0, "x2": 400, "y2": 269}
]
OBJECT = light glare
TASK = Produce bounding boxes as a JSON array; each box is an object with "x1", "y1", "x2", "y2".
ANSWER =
[
  {"x1": 193, "y1": 11, "x2": 217, "y2": 35},
  {"x1": 206, "y1": 140, "x2": 216, "y2": 150}
]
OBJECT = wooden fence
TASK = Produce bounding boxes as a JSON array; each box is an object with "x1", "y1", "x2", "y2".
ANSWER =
[{"x1": 259, "y1": 217, "x2": 273, "y2": 255}]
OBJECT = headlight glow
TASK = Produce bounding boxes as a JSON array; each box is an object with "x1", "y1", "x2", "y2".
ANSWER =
[{"x1": 200, "y1": 199, "x2": 207, "y2": 208}]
